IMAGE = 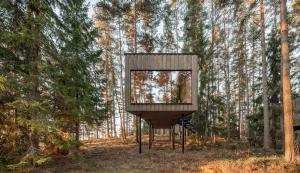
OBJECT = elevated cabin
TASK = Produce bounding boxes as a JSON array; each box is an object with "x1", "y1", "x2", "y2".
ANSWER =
[
  {"x1": 125, "y1": 53, "x2": 198, "y2": 153},
  {"x1": 269, "y1": 98, "x2": 300, "y2": 149},
  {"x1": 125, "y1": 53, "x2": 198, "y2": 128},
  {"x1": 293, "y1": 98, "x2": 300, "y2": 129}
]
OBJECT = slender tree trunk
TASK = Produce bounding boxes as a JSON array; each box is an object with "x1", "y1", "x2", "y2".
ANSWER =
[
  {"x1": 205, "y1": 78, "x2": 210, "y2": 140},
  {"x1": 260, "y1": 0, "x2": 271, "y2": 148},
  {"x1": 115, "y1": 87, "x2": 125, "y2": 141},
  {"x1": 96, "y1": 121, "x2": 99, "y2": 139},
  {"x1": 238, "y1": 75, "x2": 242, "y2": 139},
  {"x1": 274, "y1": 0, "x2": 278, "y2": 30},
  {"x1": 104, "y1": 48, "x2": 110, "y2": 138},
  {"x1": 280, "y1": 0, "x2": 295, "y2": 162},
  {"x1": 133, "y1": 0, "x2": 138, "y2": 143},
  {"x1": 112, "y1": 98, "x2": 117, "y2": 137},
  {"x1": 117, "y1": 9, "x2": 126, "y2": 141},
  {"x1": 244, "y1": 27, "x2": 250, "y2": 138},
  {"x1": 75, "y1": 121, "x2": 80, "y2": 141},
  {"x1": 251, "y1": 22, "x2": 256, "y2": 117},
  {"x1": 223, "y1": 9, "x2": 231, "y2": 141},
  {"x1": 174, "y1": 0, "x2": 179, "y2": 53}
]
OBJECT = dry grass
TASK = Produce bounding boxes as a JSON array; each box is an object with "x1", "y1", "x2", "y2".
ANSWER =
[{"x1": 25, "y1": 135, "x2": 300, "y2": 173}]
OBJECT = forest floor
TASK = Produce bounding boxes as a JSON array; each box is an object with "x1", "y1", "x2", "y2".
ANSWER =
[{"x1": 15, "y1": 135, "x2": 300, "y2": 173}]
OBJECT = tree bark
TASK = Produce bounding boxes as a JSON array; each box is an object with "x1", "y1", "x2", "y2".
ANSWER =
[
  {"x1": 223, "y1": 8, "x2": 231, "y2": 141},
  {"x1": 260, "y1": 0, "x2": 271, "y2": 149},
  {"x1": 174, "y1": 0, "x2": 179, "y2": 53},
  {"x1": 133, "y1": 0, "x2": 138, "y2": 143},
  {"x1": 280, "y1": 0, "x2": 295, "y2": 162},
  {"x1": 244, "y1": 26, "x2": 250, "y2": 138}
]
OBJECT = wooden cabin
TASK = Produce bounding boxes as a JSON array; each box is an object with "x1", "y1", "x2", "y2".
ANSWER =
[
  {"x1": 269, "y1": 98, "x2": 300, "y2": 149},
  {"x1": 293, "y1": 98, "x2": 300, "y2": 129},
  {"x1": 125, "y1": 53, "x2": 198, "y2": 128},
  {"x1": 125, "y1": 53, "x2": 198, "y2": 153}
]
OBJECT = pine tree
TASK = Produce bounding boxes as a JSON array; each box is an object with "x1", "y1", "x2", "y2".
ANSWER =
[
  {"x1": 136, "y1": 0, "x2": 161, "y2": 53},
  {"x1": 183, "y1": 0, "x2": 207, "y2": 140},
  {"x1": 281, "y1": 0, "x2": 295, "y2": 162},
  {"x1": 51, "y1": 0, "x2": 103, "y2": 145},
  {"x1": 0, "y1": 0, "x2": 63, "y2": 163}
]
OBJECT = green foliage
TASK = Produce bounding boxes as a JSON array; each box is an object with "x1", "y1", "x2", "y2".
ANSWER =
[
  {"x1": 267, "y1": 28, "x2": 281, "y2": 104},
  {"x1": 0, "y1": 0, "x2": 104, "y2": 166},
  {"x1": 6, "y1": 161, "x2": 32, "y2": 172},
  {"x1": 0, "y1": 75, "x2": 7, "y2": 92},
  {"x1": 35, "y1": 157, "x2": 53, "y2": 167},
  {"x1": 136, "y1": 0, "x2": 162, "y2": 53}
]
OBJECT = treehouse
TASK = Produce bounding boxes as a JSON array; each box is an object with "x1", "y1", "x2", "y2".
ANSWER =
[
  {"x1": 125, "y1": 53, "x2": 198, "y2": 153},
  {"x1": 293, "y1": 98, "x2": 300, "y2": 130}
]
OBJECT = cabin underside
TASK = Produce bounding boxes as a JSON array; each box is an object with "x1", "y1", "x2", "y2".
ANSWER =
[{"x1": 128, "y1": 111, "x2": 194, "y2": 128}]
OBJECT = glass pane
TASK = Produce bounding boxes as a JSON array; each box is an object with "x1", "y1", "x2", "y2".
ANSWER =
[{"x1": 130, "y1": 70, "x2": 192, "y2": 104}]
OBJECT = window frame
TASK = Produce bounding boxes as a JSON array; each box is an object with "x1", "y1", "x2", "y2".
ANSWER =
[{"x1": 129, "y1": 70, "x2": 193, "y2": 105}]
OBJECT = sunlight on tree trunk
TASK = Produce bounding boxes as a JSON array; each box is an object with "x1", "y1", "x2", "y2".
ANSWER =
[{"x1": 280, "y1": 0, "x2": 295, "y2": 162}]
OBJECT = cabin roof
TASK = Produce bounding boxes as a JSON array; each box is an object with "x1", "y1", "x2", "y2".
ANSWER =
[{"x1": 124, "y1": 53, "x2": 198, "y2": 55}]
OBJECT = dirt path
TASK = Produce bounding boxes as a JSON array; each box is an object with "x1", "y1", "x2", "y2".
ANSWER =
[{"x1": 32, "y1": 136, "x2": 300, "y2": 173}]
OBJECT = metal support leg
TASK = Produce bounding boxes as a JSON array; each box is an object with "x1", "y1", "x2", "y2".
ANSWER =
[
  {"x1": 152, "y1": 127, "x2": 154, "y2": 141},
  {"x1": 139, "y1": 114, "x2": 142, "y2": 153},
  {"x1": 182, "y1": 116, "x2": 184, "y2": 153},
  {"x1": 169, "y1": 127, "x2": 172, "y2": 142},
  {"x1": 172, "y1": 125, "x2": 175, "y2": 150},
  {"x1": 184, "y1": 127, "x2": 187, "y2": 144},
  {"x1": 136, "y1": 116, "x2": 139, "y2": 143},
  {"x1": 149, "y1": 122, "x2": 151, "y2": 150}
]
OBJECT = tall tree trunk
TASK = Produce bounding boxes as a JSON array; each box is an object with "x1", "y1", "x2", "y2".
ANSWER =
[
  {"x1": 205, "y1": 76, "x2": 210, "y2": 141},
  {"x1": 238, "y1": 74, "x2": 242, "y2": 139},
  {"x1": 280, "y1": 0, "x2": 295, "y2": 162},
  {"x1": 174, "y1": 0, "x2": 179, "y2": 53},
  {"x1": 223, "y1": 9, "x2": 231, "y2": 141},
  {"x1": 75, "y1": 121, "x2": 80, "y2": 141},
  {"x1": 112, "y1": 98, "x2": 117, "y2": 137},
  {"x1": 260, "y1": 0, "x2": 271, "y2": 149},
  {"x1": 96, "y1": 121, "x2": 99, "y2": 139},
  {"x1": 133, "y1": 0, "x2": 138, "y2": 143},
  {"x1": 244, "y1": 27, "x2": 250, "y2": 138},
  {"x1": 118, "y1": 18, "x2": 126, "y2": 139},
  {"x1": 115, "y1": 87, "x2": 125, "y2": 141},
  {"x1": 251, "y1": 17, "x2": 256, "y2": 117},
  {"x1": 274, "y1": 0, "x2": 278, "y2": 30}
]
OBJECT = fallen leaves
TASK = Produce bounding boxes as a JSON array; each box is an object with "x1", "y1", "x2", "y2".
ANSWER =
[{"x1": 30, "y1": 135, "x2": 300, "y2": 173}]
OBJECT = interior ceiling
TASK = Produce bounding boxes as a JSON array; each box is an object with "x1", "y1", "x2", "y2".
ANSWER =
[{"x1": 129, "y1": 111, "x2": 194, "y2": 128}]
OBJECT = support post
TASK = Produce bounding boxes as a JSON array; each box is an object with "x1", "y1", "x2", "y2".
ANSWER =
[
  {"x1": 139, "y1": 114, "x2": 142, "y2": 153},
  {"x1": 136, "y1": 116, "x2": 139, "y2": 143},
  {"x1": 152, "y1": 127, "x2": 154, "y2": 141},
  {"x1": 169, "y1": 127, "x2": 172, "y2": 142},
  {"x1": 149, "y1": 122, "x2": 152, "y2": 150},
  {"x1": 172, "y1": 125, "x2": 175, "y2": 150},
  {"x1": 184, "y1": 128, "x2": 187, "y2": 142},
  {"x1": 182, "y1": 116, "x2": 185, "y2": 153}
]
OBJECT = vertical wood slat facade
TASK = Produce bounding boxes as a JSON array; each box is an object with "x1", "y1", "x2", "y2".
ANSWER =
[{"x1": 125, "y1": 53, "x2": 198, "y2": 128}]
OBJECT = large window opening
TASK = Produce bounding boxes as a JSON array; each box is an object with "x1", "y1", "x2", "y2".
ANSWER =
[{"x1": 130, "y1": 70, "x2": 192, "y2": 104}]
